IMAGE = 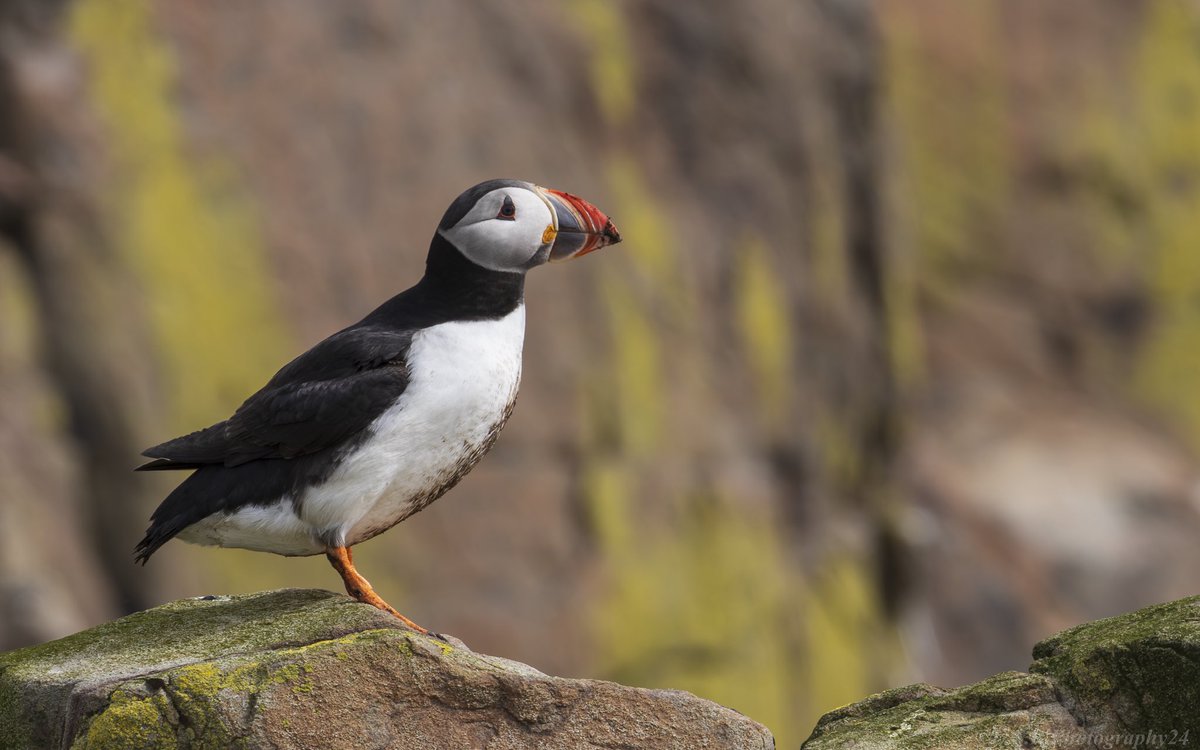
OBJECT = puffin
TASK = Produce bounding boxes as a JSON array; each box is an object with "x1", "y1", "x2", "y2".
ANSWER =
[{"x1": 134, "y1": 179, "x2": 620, "y2": 633}]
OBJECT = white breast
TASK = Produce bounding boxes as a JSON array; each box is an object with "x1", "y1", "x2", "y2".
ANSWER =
[{"x1": 298, "y1": 305, "x2": 526, "y2": 546}]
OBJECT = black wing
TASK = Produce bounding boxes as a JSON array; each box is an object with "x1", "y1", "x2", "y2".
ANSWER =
[{"x1": 138, "y1": 327, "x2": 414, "y2": 470}]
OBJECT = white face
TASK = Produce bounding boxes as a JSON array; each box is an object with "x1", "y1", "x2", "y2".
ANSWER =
[{"x1": 437, "y1": 186, "x2": 557, "y2": 273}]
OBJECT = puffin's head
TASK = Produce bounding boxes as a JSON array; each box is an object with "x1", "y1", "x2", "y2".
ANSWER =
[{"x1": 437, "y1": 179, "x2": 621, "y2": 273}]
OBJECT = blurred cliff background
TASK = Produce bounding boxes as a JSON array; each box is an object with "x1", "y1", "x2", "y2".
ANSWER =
[{"x1": 2, "y1": 0, "x2": 1199, "y2": 745}]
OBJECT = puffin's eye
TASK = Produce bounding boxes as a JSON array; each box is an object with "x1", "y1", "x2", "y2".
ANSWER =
[{"x1": 496, "y1": 196, "x2": 517, "y2": 221}]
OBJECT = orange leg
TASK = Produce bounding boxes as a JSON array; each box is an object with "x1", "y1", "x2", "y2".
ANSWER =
[{"x1": 325, "y1": 545, "x2": 429, "y2": 634}]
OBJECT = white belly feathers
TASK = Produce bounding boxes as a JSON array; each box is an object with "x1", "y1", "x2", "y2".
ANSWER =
[
  {"x1": 302, "y1": 304, "x2": 526, "y2": 546},
  {"x1": 180, "y1": 305, "x2": 525, "y2": 555}
]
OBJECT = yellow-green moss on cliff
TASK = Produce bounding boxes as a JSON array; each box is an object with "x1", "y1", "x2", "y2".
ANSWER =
[
  {"x1": 1129, "y1": 0, "x2": 1200, "y2": 447},
  {"x1": 69, "y1": 0, "x2": 288, "y2": 431},
  {"x1": 1057, "y1": 1, "x2": 1200, "y2": 447},
  {"x1": 72, "y1": 688, "x2": 179, "y2": 750},
  {"x1": 566, "y1": 5, "x2": 897, "y2": 746},
  {"x1": 583, "y1": 458, "x2": 799, "y2": 742},
  {"x1": 882, "y1": 0, "x2": 1011, "y2": 386},
  {"x1": 583, "y1": 449, "x2": 890, "y2": 746},
  {"x1": 569, "y1": 0, "x2": 636, "y2": 127},
  {"x1": 0, "y1": 252, "x2": 37, "y2": 366},
  {"x1": 885, "y1": 0, "x2": 1010, "y2": 283},
  {"x1": 735, "y1": 235, "x2": 794, "y2": 425}
]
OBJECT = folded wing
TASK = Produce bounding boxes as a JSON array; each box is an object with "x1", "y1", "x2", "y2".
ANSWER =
[{"x1": 138, "y1": 327, "x2": 414, "y2": 470}]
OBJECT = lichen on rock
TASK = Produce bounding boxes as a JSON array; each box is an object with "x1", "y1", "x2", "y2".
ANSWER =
[
  {"x1": 802, "y1": 671, "x2": 1078, "y2": 749},
  {"x1": 801, "y1": 595, "x2": 1200, "y2": 749},
  {"x1": 0, "y1": 589, "x2": 774, "y2": 750},
  {"x1": 1030, "y1": 596, "x2": 1200, "y2": 735}
]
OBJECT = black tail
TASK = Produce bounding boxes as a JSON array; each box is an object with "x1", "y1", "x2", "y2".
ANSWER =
[
  {"x1": 132, "y1": 467, "x2": 217, "y2": 564},
  {"x1": 134, "y1": 520, "x2": 186, "y2": 565},
  {"x1": 133, "y1": 452, "x2": 317, "y2": 564}
]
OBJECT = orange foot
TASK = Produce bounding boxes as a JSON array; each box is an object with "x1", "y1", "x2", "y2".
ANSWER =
[{"x1": 325, "y1": 545, "x2": 430, "y2": 634}]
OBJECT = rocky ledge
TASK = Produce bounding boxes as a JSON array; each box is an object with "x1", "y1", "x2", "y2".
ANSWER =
[
  {"x1": 0, "y1": 589, "x2": 774, "y2": 749},
  {"x1": 803, "y1": 596, "x2": 1200, "y2": 749}
]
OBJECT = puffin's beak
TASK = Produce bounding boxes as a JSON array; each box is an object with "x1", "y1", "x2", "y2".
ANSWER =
[{"x1": 544, "y1": 189, "x2": 622, "y2": 261}]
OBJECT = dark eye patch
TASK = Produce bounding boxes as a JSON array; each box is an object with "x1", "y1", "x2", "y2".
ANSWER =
[{"x1": 496, "y1": 195, "x2": 517, "y2": 220}]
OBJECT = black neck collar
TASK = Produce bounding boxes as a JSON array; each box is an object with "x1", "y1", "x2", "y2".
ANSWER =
[{"x1": 365, "y1": 233, "x2": 525, "y2": 329}]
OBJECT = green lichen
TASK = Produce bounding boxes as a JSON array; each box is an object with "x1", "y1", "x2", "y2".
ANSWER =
[
  {"x1": 885, "y1": 0, "x2": 1010, "y2": 282},
  {"x1": 605, "y1": 158, "x2": 678, "y2": 292},
  {"x1": 883, "y1": 0, "x2": 1010, "y2": 385},
  {"x1": 72, "y1": 689, "x2": 177, "y2": 750},
  {"x1": 734, "y1": 234, "x2": 794, "y2": 426},
  {"x1": 1030, "y1": 596, "x2": 1200, "y2": 734},
  {"x1": 3, "y1": 588, "x2": 775, "y2": 747},
  {"x1": 882, "y1": 250, "x2": 926, "y2": 388},
  {"x1": 581, "y1": 458, "x2": 634, "y2": 553},
  {"x1": 811, "y1": 682, "x2": 944, "y2": 729},
  {"x1": 581, "y1": 458, "x2": 893, "y2": 746},
  {"x1": 804, "y1": 671, "x2": 1068, "y2": 749},
  {"x1": 166, "y1": 663, "x2": 234, "y2": 746},
  {"x1": 276, "y1": 663, "x2": 315, "y2": 694},
  {"x1": 808, "y1": 162, "x2": 849, "y2": 306},
  {"x1": 562, "y1": 3, "x2": 885, "y2": 746},
  {"x1": 0, "y1": 590, "x2": 391, "y2": 688},
  {"x1": 1127, "y1": 0, "x2": 1200, "y2": 448},
  {"x1": 925, "y1": 671, "x2": 1058, "y2": 715},
  {"x1": 565, "y1": 8, "x2": 891, "y2": 747},
  {"x1": 801, "y1": 557, "x2": 895, "y2": 720},
  {"x1": 807, "y1": 596, "x2": 1200, "y2": 747},
  {"x1": 589, "y1": 492, "x2": 799, "y2": 743},
  {"x1": 597, "y1": 274, "x2": 664, "y2": 455},
  {"x1": 1061, "y1": 81, "x2": 1146, "y2": 272},
  {"x1": 0, "y1": 592, "x2": 425, "y2": 748},
  {"x1": 68, "y1": 0, "x2": 289, "y2": 432},
  {"x1": 1010, "y1": 0, "x2": 1200, "y2": 448},
  {"x1": 600, "y1": 156, "x2": 693, "y2": 440},
  {"x1": 166, "y1": 656, "x2": 318, "y2": 726},
  {"x1": 568, "y1": 0, "x2": 635, "y2": 126},
  {"x1": 0, "y1": 250, "x2": 37, "y2": 365},
  {"x1": 0, "y1": 672, "x2": 34, "y2": 750},
  {"x1": 813, "y1": 412, "x2": 867, "y2": 496}
]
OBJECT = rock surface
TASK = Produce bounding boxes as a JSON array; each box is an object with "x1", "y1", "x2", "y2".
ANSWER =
[
  {"x1": 802, "y1": 596, "x2": 1200, "y2": 749},
  {"x1": 0, "y1": 589, "x2": 774, "y2": 749}
]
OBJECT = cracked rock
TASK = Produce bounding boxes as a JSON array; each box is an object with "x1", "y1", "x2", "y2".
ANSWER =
[{"x1": 0, "y1": 589, "x2": 774, "y2": 749}]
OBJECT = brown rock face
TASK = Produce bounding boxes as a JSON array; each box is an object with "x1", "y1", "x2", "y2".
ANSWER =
[{"x1": 0, "y1": 589, "x2": 775, "y2": 750}]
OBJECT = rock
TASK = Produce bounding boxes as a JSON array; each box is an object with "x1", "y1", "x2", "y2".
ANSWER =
[
  {"x1": 0, "y1": 589, "x2": 774, "y2": 750},
  {"x1": 802, "y1": 596, "x2": 1200, "y2": 749}
]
